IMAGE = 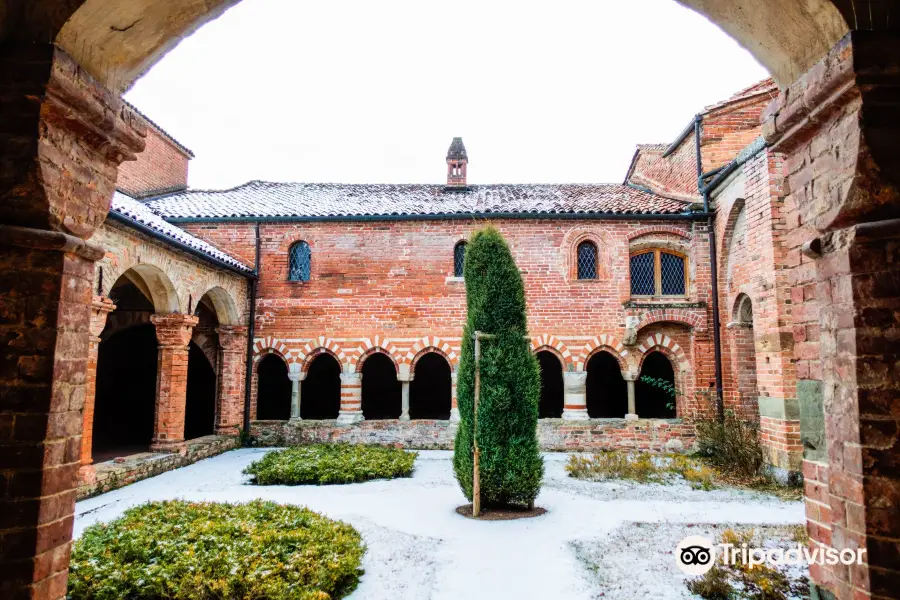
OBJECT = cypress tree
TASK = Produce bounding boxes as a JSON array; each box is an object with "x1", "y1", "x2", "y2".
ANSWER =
[{"x1": 453, "y1": 226, "x2": 543, "y2": 508}]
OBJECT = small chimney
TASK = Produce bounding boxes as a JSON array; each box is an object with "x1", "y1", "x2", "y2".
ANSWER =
[{"x1": 446, "y1": 137, "x2": 468, "y2": 189}]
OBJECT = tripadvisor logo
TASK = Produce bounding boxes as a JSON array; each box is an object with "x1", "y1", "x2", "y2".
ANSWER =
[{"x1": 675, "y1": 535, "x2": 868, "y2": 575}]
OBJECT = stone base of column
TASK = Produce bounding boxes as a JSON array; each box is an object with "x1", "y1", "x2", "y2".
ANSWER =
[
  {"x1": 625, "y1": 413, "x2": 639, "y2": 422},
  {"x1": 150, "y1": 440, "x2": 187, "y2": 454},
  {"x1": 337, "y1": 411, "x2": 364, "y2": 425},
  {"x1": 215, "y1": 425, "x2": 240, "y2": 436},
  {"x1": 562, "y1": 408, "x2": 590, "y2": 421},
  {"x1": 399, "y1": 414, "x2": 410, "y2": 422},
  {"x1": 450, "y1": 407, "x2": 460, "y2": 422},
  {"x1": 288, "y1": 416, "x2": 302, "y2": 423}
]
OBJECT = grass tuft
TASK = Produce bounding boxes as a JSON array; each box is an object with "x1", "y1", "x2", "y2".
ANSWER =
[{"x1": 244, "y1": 444, "x2": 417, "y2": 485}]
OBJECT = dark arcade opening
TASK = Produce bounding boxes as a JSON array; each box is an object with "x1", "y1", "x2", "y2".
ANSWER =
[
  {"x1": 636, "y1": 351, "x2": 677, "y2": 418},
  {"x1": 362, "y1": 352, "x2": 401, "y2": 420},
  {"x1": 93, "y1": 278, "x2": 158, "y2": 462},
  {"x1": 185, "y1": 342, "x2": 216, "y2": 439},
  {"x1": 256, "y1": 354, "x2": 291, "y2": 420},
  {"x1": 409, "y1": 353, "x2": 451, "y2": 420},
  {"x1": 302, "y1": 353, "x2": 342, "y2": 419},
  {"x1": 585, "y1": 351, "x2": 628, "y2": 418},
  {"x1": 537, "y1": 351, "x2": 564, "y2": 418}
]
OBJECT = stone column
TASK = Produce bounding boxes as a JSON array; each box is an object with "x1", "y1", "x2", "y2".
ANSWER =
[
  {"x1": 214, "y1": 325, "x2": 247, "y2": 435},
  {"x1": 337, "y1": 372, "x2": 364, "y2": 424},
  {"x1": 150, "y1": 314, "x2": 199, "y2": 451},
  {"x1": 79, "y1": 296, "x2": 116, "y2": 481},
  {"x1": 623, "y1": 373, "x2": 638, "y2": 421},
  {"x1": 0, "y1": 44, "x2": 145, "y2": 600},
  {"x1": 398, "y1": 372, "x2": 412, "y2": 421},
  {"x1": 288, "y1": 370, "x2": 306, "y2": 419},
  {"x1": 561, "y1": 371, "x2": 589, "y2": 420},
  {"x1": 450, "y1": 371, "x2": 460, "y2": 422},
  {"x1": 761, "y1": 32, "x2": 900, "y2": 600}
]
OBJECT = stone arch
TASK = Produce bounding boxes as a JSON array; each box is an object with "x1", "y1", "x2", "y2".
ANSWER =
[
  {"x1": 107, "y1": 264, "x2": 179, "y2": 313},
  {"x1": 409, "y1": 345, "x2": 454, "y2": 376},
  {"x1": 576, "y1": 334, "x2": 628, "y2": 373},
  {"x1": 627, "y1": 226, "x2": 692, "y2": 241},
  {"x1": 529, "y1": 334, "x2": 575, "y2": 371},
  {"x1": 405, "y1": 336, "x2": 458, "y2": 369},
  {"x1": 720, "y1": 198, "x2": 748, "y2": 292},
  {"x1": 733, "y1": 293, "x2": 754, "y2": 325},
  {"x1": 195, "y1": 285, "x2": 241, "y2": 325},
  {"x1": 636, "y1": 332, "x2": 693, "y2": 417},
  {"x1": 408, "y1": 351, "x2": 453, "y2": 420},
  {"x1": 357, "y1": 347, "x2": 400, "y2": 373},
  {"x1": 633, "y1": 310, "x2": 706, "y2": 334},
  {"x1": 350, "y1": 336, "x2": 404, "y2": 373},
  {"x1": 297, "y1": 336, "x2": 346, "y2": 373},
  {"x1": 252, "y1": 336, "x2": 296, "y2": 365}
]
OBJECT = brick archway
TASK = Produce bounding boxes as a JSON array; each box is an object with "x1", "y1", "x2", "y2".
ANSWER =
[
  {"x1": 529, "y1": 334, "x2": 575, "y2": 371},
  {"x1": 409, "y1": 346, "x2": 456, "y2": 375},
  {"x1": 576, "y1": 335, "x2": 629, "y2": 373},
  {"x1": 297, "y1": 336, "x2": 346, "y2": 373}
]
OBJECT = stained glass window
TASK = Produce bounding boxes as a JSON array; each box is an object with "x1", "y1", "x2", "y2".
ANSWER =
[
  {"x1": 577, "y1": 241, "x2": 598, "y2": 280},
  {"x1": 288, "y1": 241, "x2": 311, "y2": 281},
  {"x1": 454, "y1": 242, "x2": 467, "y2": 277}
]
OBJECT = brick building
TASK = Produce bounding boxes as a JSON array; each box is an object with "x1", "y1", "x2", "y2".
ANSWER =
[{"x1": 73, "y1": 79, "x2": 797, "y2": 475}]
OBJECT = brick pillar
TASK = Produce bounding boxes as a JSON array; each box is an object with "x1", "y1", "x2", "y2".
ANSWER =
[
  {"x1": 78, "y1": 296, "x2": 116, "y2": 482},
  {"x1": 763, "y1": 31, "x2": 900, "y2": 600},
  {"x1": 214, "y1": 325, "x2": 247, "y2": 435},
  {"x1": 0, "y1": 44, "x2": 144, "y2": 600},
  {"x1": 337, "y1": 372, "x2": 364, "y2": 424},
  {"x1": 561, "y1": 371, "x2": 589, "y2": 420},
  {"x1": 150, "y1": 314, "x2": 199, "y2": 451}
]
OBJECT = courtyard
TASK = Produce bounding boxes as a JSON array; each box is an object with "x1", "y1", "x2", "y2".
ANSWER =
[{"x1": 75, "y1": 450, "x2": 804, "y2": 600}]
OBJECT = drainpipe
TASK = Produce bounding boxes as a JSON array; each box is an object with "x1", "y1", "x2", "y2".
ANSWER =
[
  {"x1": 242, "y1": 222, "x2": 261, "y2": 435},
  {"x1": 695, "y1": 114, "x2": 725, "y2": 421}
]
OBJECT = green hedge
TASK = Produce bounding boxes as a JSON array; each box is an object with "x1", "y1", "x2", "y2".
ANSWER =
[
  {"x1": 244, "y1": 444, "x2": 417, "y2": 485},
  {"x1": 68, "y1": 500, "x2": 364, "y2": 600}
]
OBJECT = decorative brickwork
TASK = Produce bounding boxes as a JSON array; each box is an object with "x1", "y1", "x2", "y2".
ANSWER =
[{"x1": 150, "y1": 313, "x2": 199, "y2": 451}]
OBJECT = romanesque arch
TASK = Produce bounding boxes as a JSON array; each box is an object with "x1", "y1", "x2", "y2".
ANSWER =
[
  {"x1": 409, "y1": 351, "x2": 453, "y2": 420},
  {"x1": 585, "y1": 350, "x2": 628, "y2": 418},
  {"x1": 256, "y1": 353, "x2": 291, "y2": 420},
  {"x1": 361, "y1": 351, "x2": 401, "y2": 420},
  {"x1": 535, "y1": 350, "x2": 564, "y2": 419},
  {"x1": 302, "y1": 352, "x2": 342, "y2": 419}
]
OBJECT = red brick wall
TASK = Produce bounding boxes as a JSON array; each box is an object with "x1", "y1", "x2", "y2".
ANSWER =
[
  {"x1": 700, "y1": 91, "x2": 775, "y2": 170},
  {"x1": 117, "y1": 125, "x2": 190, "y2": 198},
  {"x1": 627, "y1": 141, "x2": 699, "y2": 202}
]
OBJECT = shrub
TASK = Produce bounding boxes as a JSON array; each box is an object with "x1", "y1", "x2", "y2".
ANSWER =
[
  {"x1": 566, "y1": 452, "x2": 717, "y2": 490},
  {"x1": 68, "y1": 500, "x2": 364, "y2": 600},
  {"x1": 244, "y1": 444, "x2": 417, "y2": 485},
  {"x1": 694, "y1": 410, "x2": 764, "y2": 479},
  {"x1": 453, "y1": 227, "x2": 544, "y2": 508}
]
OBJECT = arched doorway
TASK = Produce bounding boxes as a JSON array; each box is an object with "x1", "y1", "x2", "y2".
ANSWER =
[
  {"x1": 537, "y1": 351, "x2": 564, "y2": 419},
  {"x1": 409, "y1": 353, "x2": 451, "y2": 420},
  {"x1": 731, "y1": 295, "x2": 759, "y2": 419},
  {"x1": 184, "y1": 342, "x2": 216, "y2": 438},
  {"x1": 362, "y1": 353, "x2": 401, "y2": 420},
  {"x1": 93, "y1": 275, "x2": 159, "y2": 462},
  {"x1": 302, "y1": 353, "x2": 342, "y2": 419},
  {"x1": 636, "y1": 352, "x2": 677, "y2": 418},
  {"x1": 585, "y1": 351, "x2": 628, "y2": 418},
  {"x1": 256, "y1": 354, "x2": 291, "y2": 420}
]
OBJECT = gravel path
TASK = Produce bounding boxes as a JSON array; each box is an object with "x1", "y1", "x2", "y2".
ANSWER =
[{"x1": 75, "y1": 449, "x2": 804, "y2": 600}]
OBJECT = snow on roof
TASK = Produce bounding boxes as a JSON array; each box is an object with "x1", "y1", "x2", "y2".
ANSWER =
[
  {"x1": 110, "y1": 192, "x2": 253, "y2": 273},
  {"x1": 146, "y1": 181, "x2": 692, "y2": 220}
]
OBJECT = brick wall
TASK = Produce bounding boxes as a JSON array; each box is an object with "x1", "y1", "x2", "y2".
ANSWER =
[
  {"x1": 117, "y1": 123, "x2": 191, "y2": 198},
  {"x1": 626, "y1": 142, "x2": 699, "y2": 202}
]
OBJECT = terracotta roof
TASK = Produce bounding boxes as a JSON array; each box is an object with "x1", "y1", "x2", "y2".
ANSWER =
[
  {"x1": 110, "y1": 192, "x2": 253, "y2": 272},
  {"x1": 702, "y1": 77, "x2": 777, "y2": 114},
  {"x1": 146, "y1": 181, "x2": 692, "y2": 220}
]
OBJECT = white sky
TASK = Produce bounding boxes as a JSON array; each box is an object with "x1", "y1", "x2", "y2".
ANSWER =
[{"x1": 125, "y1": 0, "x2": 768, "y2": 189}]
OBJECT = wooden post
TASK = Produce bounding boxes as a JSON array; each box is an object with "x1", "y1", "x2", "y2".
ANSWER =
[{"x1": 473, "y1": 330, "x2": 482, "y2": 518}]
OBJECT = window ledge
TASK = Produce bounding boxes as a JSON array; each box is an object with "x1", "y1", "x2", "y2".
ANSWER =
[
  {"x1": 445, "y1": 276, "x2": 465, "y2": 284},
  {"x1": 623, "y1": 300, "x2": 706, "y2": 309}
]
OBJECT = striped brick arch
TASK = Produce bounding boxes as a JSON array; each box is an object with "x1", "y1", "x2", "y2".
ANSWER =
[
  {"x1": 296, "y1": 336, "x2": 347, "y2": 373},
  {"x1": 252, "y1": 336, "x2": 296, "y2": 364},
  {"x1": 575, "y1": 334, "x2": 628, "y2": 372},
  {"x1": 529, "y1": 334, "x2": 575, "y2": 370},
  {"x1": 405, "y1": 336, "x2": 458, "y2": 369},
  {"x1": 352, "y1": 336, "x2": 405, "y2": 372},
  {"x1": 637, "y1": 333, "x2": 688, "y2": 370}
]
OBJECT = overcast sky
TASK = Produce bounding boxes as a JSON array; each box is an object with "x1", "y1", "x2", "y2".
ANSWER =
[{"x1": 125, "y1": 0, "x2": 768, "y2": 189}]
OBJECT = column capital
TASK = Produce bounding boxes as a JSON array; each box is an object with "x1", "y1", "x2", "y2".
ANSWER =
[
  {"x1": 151, "y1": 313, "x2": 198, "y2": 348},
  {"x1": 215, "y1": 325, "x2": 248, "y2": 351},
  {"x1": 89, "y1": 295, "x2": 116, "y2": 338},
  {"x1": 340, "y1": 372, "x2": 362, "y2": 384},
  {"x1": 287, "y1": 371, "x2": 306, "y2": 383}
]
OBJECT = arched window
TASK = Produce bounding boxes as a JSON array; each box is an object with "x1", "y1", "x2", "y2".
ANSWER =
[
  {"x1": 454, "y1": 241, "x2": 467, "y2": 277},
  {"x1": 630, "y1": 249, "x2": 687, "y2": 296},
  {"x1": 288, "y1": 241, "x2": 311, "y2": 282},
  {"x1": 577, "y1": 241, "x2": 598, "y2": 280}
]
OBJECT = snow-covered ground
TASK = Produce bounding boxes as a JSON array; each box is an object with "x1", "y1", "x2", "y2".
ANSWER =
[{"x1": 75, "y1": 450, "x2": 804, "y2": 600}]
